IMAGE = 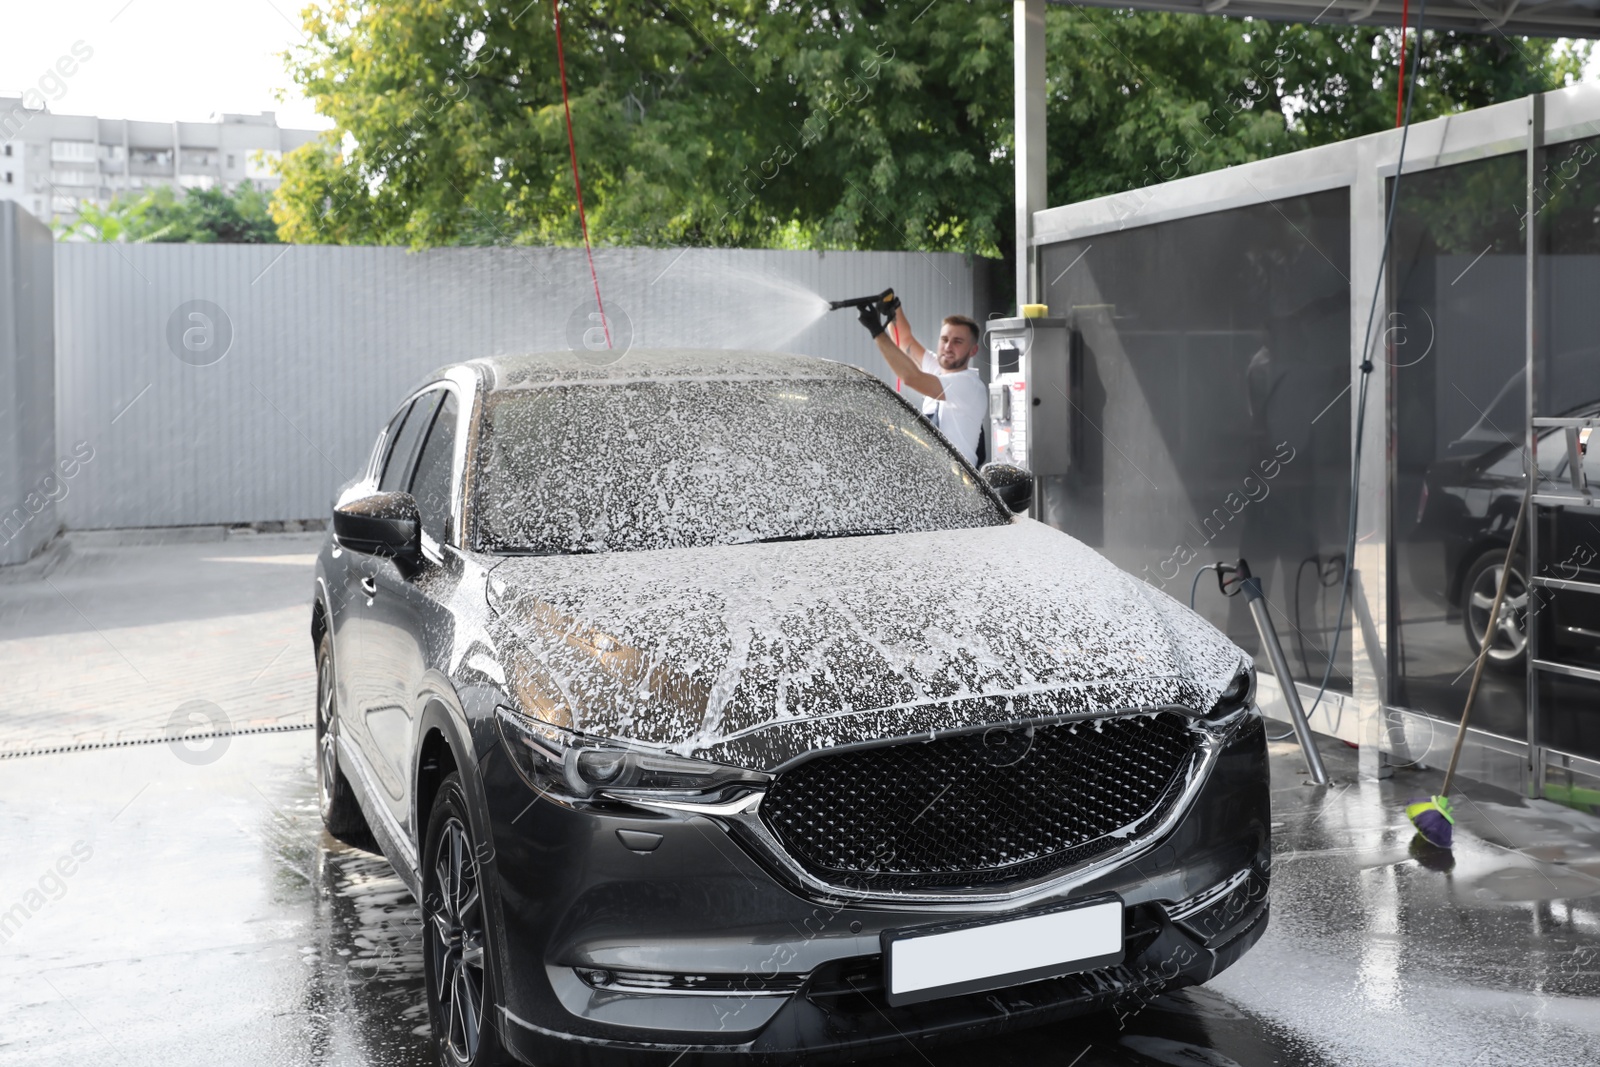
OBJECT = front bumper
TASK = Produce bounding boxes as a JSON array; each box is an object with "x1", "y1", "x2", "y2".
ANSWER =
[{"x1": 482, "y1": 715, "x2": 1270, "y2": 1066}]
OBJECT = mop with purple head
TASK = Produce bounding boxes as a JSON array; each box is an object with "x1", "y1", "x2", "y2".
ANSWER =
[
  {"x1": 1405, "y1": 795, "x2": 1455, "y2": 849},
  {"x1": 1405, "y1": 486, "x2": 1528, "y2": 852}
]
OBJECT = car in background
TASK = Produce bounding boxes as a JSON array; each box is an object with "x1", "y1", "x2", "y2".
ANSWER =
[
  {"x1": 311, "y1": 350, "x2": 1270, "y2": 1066},
  {"x1": 1409, "y1": 400, "x2": 1600, "y2": 671}
]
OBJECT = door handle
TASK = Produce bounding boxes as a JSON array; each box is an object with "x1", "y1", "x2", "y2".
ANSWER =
[{"x1": 360, "y1": 576, "x2": 378, "y2": 597}]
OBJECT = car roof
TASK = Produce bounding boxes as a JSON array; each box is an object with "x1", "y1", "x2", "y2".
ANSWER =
[{"x1": 453, "y1": 349, "x2": 869, "y2": 392}]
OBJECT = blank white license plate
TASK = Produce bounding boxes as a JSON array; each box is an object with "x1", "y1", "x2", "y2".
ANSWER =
[{"x1": 883, "y1": 897, "x2": 1124, "y2": 1006}]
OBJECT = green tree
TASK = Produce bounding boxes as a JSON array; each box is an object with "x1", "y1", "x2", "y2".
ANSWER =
[
  {"x1": 270, "y1": 2, "x2": 1587, "y2": 255},
  {"x1": 1043, "y1": 12, "x2": 1586, "y2": 202},
  {"x1": 56, "y1": 182, "x2": 282, "y2": 243},
  {"x1": 1273, "y1": 26, "x2": 1586, "y2": 148}
]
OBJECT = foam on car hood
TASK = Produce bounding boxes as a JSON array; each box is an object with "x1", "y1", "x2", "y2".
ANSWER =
[{"x1": 487, "y1": 519, "x2": 1246, "y2": 770}]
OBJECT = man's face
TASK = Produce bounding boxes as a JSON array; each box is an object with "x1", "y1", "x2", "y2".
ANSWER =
[{"x1": 936, "y1": 323, "x2": 978, "y2": 370}]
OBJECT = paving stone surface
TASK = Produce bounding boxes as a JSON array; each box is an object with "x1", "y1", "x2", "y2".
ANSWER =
[{"x1": 0, "y1": 532, "x2": 321, "y2": 757}]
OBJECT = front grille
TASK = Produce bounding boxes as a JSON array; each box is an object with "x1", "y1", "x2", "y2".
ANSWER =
[{"x1": 759, "y1": 712, "x2": 1202, "y2": 892}]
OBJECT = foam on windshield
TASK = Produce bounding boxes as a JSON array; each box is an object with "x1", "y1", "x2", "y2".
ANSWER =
[{"x1": 475, "y1": 373, "x2": 1007, "y2": 554}]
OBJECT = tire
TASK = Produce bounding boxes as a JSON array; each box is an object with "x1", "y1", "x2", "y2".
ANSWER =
[
  {"x1": 422, "y1": 773, "x2": 508, "y2": 1067},
  {"x1": 1461, "y1": 548, "x2": 1529, "y2": 673},
  {"x1": 316, "y1": 632, "x2": 370, "y2": 841}
]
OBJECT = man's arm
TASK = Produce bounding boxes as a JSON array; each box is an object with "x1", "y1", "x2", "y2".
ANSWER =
[
  {"x1": 875, "y1": 333, "x2": 944, "y2": 399},
  {"x1": 893, "y1": 306, "x2": 927, "y2": 360}
]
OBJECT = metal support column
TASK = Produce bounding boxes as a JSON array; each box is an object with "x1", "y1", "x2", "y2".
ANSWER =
[
  {"x1": 1014, "y1": 0, "x2": 1046, "y2": 308},
  {"x1": 1524, "y1": 92, "x2": 1545, "y2": 799},
  {"x1": 1351, "y1": 133, "x2": 1392, "y2": 780}
]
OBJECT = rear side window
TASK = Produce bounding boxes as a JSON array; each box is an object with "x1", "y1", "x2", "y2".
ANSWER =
[
  {"x1": 410, "y1": 392, "x2": 459, "y2": 546},
  {"x1": 380, "y1": 391, "x2": 441, "y2": 492}
]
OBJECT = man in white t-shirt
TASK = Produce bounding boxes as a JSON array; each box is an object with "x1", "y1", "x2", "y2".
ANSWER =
[{"x1": 858, "y1": 302, "x2": 987, "y2": 465}]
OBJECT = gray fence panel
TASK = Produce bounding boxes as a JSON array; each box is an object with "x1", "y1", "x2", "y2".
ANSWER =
[
  {"x1": 0, "y1": 203, "x2": 58, "y2": 563},
  {"x1": 54, "y1": 244, "x2": 976, "y2": 529}
]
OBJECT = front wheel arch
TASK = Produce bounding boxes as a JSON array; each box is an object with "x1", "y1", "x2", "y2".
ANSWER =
[
  {"x1": 416, "y1": 725, "x2": 459, "y2": 843},
  {"x1": 311, "y1": 595, "x2": 329, "y2": 650},
  {"x1": 411, "y1": 693, "x2": 482, "y2": 839}
]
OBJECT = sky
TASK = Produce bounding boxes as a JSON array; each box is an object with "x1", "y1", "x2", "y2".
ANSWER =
[
  {"x1": 1, "y1": 2, "x2": 1595, "y2": 136},
  {"x1": 0, "y1": 0, "x2": 334, "y2": 131}
]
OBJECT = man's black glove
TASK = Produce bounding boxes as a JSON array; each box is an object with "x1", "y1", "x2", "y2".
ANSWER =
[
  {"x1": 879, "y1": 291, "x2": 902, "y2": 318},
  {"x1": 858, "y1": 304, "x2": 887, "y2": 339}
]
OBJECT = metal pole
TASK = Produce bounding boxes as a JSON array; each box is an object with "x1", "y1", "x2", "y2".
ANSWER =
[
  {"x1": 1241, "y1": 576, "x2": 1330, "y2": 785},
  {"x1": 1351, "y1": 128, "x2": 1391, "y2": 783},
  {"x1": 1524, "y1": 91, "x2": 1545, "y2": 800},
  {"x1": 1014, "y1": 0, "x2": 1046, "y2": 309}
]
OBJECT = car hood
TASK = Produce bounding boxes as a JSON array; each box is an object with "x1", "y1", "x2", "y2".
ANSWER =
[{"x1": 486, "y1": 519, "x2": 1245, "y2": 771}]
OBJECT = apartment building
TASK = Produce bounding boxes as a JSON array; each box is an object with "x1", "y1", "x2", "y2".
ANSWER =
[{"x1": 0, "y1": 99, "x2": 320, "y2": 224}]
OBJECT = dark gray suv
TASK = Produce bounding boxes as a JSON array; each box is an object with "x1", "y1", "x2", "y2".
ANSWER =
[{"x1": 311, "y1": 350, "x2": 1269, "y2": 1066}]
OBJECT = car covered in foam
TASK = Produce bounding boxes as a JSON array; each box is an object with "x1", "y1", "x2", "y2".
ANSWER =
[{"x1": 310, "y1": 349, "x2": 1270, "y2": 1066}]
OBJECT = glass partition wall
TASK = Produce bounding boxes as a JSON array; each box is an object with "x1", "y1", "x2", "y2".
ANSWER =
[
  {"x1": 1031, "y1": 86, "x2": 1600, "y2": 804},
  {"x1": 1388, "y1": 154, "x2": 1528, "y2": 740},
  {"x1": 1041, "y1": 196, "x2": 1352, "y2": 690},
  {"x1": 1533, "y1": 133, "x2": 1600, "y2": 775}
]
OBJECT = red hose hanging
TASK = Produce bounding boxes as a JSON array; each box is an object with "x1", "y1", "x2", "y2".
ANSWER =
[
  {"x1": 891, "y1": 320, "x2": 901, "y2": 390},
  {"x1": 552, "y1": 0, "x2": 611, "y2": 348},
  {"x1": 1395, "y1": 0, "x2": 1411, "y2": 128}
]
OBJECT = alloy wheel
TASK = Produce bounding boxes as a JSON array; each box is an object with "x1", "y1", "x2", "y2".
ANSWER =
[
  {"x1": 316, "y1": 652, "x2": 338, "y2": 814},
  {"x1": 1467, "y1": 562, "x2": 1528, "y2": 665},
  {"x1": 428, "y1": 816, "x2": 486, "y2": 1064}
]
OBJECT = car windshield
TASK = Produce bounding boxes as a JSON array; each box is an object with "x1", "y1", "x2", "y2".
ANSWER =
[{"x1": 475, "y1": 376, "x2": 1008, "y2": 554}]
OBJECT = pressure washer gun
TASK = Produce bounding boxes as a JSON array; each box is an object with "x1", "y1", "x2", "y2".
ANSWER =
[
  {"x1": 828, "y1": 288, "x2": 900, "y2": 314},
  {"x1": 830, "y1": 288, "x2": 901, "y2": 339},
  {"x1": 1213, "y1": 558, "x2": 1329, "y2": 785}
]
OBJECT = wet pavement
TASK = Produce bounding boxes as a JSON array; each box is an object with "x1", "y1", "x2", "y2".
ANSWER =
[
  {"x1": 0, "y1": 529, "x2": 320, "y2": 757},
  {"x1": 2, "y1": 535, "x2": 1599, "y2": 1066},
  {"x1": 0, "y1": 735, "x2": 428, "y2": 1065}
]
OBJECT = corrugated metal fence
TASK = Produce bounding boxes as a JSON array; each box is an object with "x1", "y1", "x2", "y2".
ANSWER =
[
  {"x1": 1, "y1": 204, "x2": 57, "y2": 563},
  {"x1": 54, "y1": 245, "x2": 982, "y2": 529}
]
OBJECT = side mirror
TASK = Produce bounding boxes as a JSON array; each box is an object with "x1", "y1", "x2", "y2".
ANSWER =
[
  {"x1": 334, "y1": 491, "x2": 422, "y2": 565},
  {"x1": 980, "y1": 463, "x2": 1034, "y2": 514}
]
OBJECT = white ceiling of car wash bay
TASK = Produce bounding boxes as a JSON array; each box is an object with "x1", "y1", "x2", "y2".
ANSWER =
[{"x1": 1055, "y1": 0, "x2": 1600, "y2": 38}]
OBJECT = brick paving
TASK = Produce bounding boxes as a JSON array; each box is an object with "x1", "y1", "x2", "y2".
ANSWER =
[{"x1": 0, "y1": 532, "x2": 321, "y2": 757}]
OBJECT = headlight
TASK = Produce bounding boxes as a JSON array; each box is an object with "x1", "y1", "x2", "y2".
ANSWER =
[
  {"x1": 1207, "y1": 662, "x2": 1256, "y2": 721},
  {"x1": 495, "y1": 706, "x2": 768, "y2": 802}
]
